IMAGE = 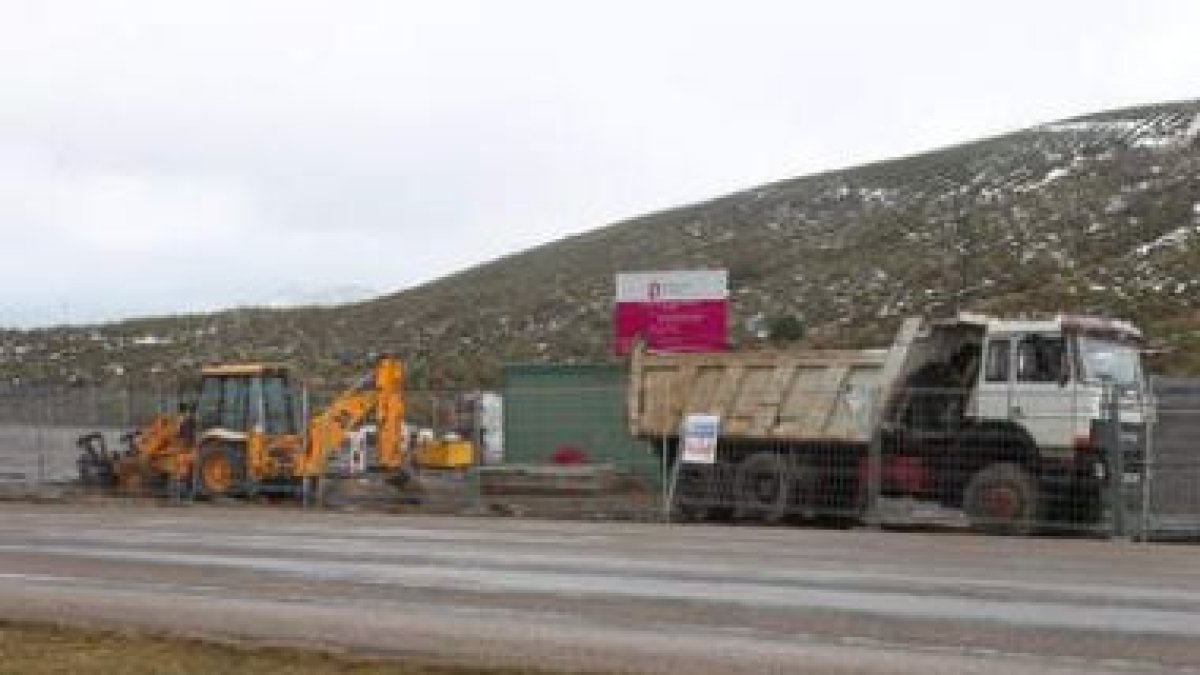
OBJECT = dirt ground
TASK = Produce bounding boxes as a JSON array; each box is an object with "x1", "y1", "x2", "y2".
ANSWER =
[{"x1": 0, "y1": 620, "x2": 566, "y2": 674}]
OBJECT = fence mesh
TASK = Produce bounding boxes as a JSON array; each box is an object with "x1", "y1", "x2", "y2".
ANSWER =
[
  {"x1": 0, "y1": 378, "x2": 1196, "y2": 539},
  {"x1": 654, "y1": 380, "x2": 1195, "y2": 538},
  {"x1": 1141, "y1": 377, "x2": 1200, "y2": 537},
  {"x1": 0, "y1": 386, "x2": 182, "y2": 487}
]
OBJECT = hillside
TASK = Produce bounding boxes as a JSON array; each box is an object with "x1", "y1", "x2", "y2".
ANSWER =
[{"x1": 4, "y1": 98, "x2": 1200, "y2": 389}]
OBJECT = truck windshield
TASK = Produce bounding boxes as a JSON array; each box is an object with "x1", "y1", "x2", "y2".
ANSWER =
[{"x1": 1077, "y1": 337, "x2": 1142, "y2": 386}]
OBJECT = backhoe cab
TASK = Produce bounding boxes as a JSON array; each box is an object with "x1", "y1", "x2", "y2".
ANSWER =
[{"x1": 190, "y1": 362, "x2": 303, "y2": 496}]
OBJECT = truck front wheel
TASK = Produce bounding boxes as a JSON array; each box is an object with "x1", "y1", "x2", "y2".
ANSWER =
[{"x1": 963, "y1": 462, "x2": 1039, "y2": 535}]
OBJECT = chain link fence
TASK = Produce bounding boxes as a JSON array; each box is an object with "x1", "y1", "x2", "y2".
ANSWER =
[
  {"x1": 651, "y1": 381, "x2": 1199, "y2": 539},
  {"x1": 0, "y1": 386, "x2": 182, "y2": 492},
  {"x1": 480, "y1": 381, "x2": 663, "y2": 520},
  {"x1": 657, "y1": 386, "x2": 1099, "y2": 534},
  {"x1": 1138, "y1": 377, "x2": 1200, "y2": 538},
  {"x1": 0, "y1": 378, "x2": 1197, "y2": 540},
  {"x1": 0, "y1": 381, "x2": 664, "y2": 516}
]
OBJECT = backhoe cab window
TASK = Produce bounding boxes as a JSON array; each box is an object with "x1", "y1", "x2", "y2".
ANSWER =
[
  {"x1": 263, "y1": 375, "x2": 296, "y2": 435},
  {"x1": 193, "y1": 373, "x2": 294, "y2": 434},
  {"x1": 1016, "y1": 335, "x2": 1065, "y2": 383},
  {"x1": 220, "y1": 377, "x2": 249, "y2": 430},
  {"x1": 196, "y1": 377, "x2": 222, "y2": 431},
  {"x1": 196, "y1": 375, "x2": 251, "y2": 432}
]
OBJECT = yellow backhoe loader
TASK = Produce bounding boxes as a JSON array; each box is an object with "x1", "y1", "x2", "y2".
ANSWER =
[{"x1": 77, "y1": 357, "x2": 428, "y2": 500}]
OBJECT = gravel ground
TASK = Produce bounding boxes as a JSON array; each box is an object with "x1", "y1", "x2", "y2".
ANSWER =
[{"x1": 0, "y1": 504, "x2": 1197, "y2": 673}]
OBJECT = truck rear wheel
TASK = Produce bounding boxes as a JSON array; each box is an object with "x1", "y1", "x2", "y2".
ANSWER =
[
  {"x1": 963, "y1": 462, "x2": 1039, "y2": 535},
  {"x1": 735, "y1": 452, "x2": 791, "y2": 523}
]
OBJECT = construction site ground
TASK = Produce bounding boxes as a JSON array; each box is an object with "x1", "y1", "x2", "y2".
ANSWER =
[{"x1": 0, "y1": 503, "x2": 1198, "y2": 674}]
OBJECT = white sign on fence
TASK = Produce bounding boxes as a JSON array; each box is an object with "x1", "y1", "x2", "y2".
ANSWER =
[{"x1": 680, "y1": 414, "x2": 721, "y2": 464}]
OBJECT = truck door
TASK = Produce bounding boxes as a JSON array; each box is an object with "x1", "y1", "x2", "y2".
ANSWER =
[
  {"x1": 1008, "y1": 333, "x2": 1075, "y2": 458},
  {"x1": 975, "y1": 335, "x2": 1012, "y2": 421}
]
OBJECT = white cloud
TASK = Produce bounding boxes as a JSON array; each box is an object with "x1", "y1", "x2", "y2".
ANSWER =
[
  {"x1": 37, "y1": 173, "x2": 247, "y2": 255},
  {"x1": 0, "y1": 0, "x2": 1197, "y2": 326}
]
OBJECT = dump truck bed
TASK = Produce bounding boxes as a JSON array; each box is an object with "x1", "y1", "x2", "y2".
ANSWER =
[{"x1": 627, "y1": 319, "x2": 920, "y2": 443}]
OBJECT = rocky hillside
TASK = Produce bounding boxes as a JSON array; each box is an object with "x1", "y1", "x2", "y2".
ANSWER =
[{"x1": 4, "y1": 99, "x2": 1200, "y2": 389}]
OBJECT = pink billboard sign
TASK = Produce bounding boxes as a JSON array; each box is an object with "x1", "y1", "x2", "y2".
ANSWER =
[{"x1": 614, "y1": 271, "x2": 728, "y2": 355}]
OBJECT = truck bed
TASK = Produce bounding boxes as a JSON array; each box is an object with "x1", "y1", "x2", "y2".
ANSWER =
[{"x1": 627, "y1": 319, "x2": 919, "y2": 444}]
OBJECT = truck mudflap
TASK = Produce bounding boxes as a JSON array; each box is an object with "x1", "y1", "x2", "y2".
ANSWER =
[
  {"x1": 1037, "y1": 453, "x2": 1106, "y2": 525},
  {"x1": 1074, "y1": 420, "x2": 1148, "y2": 527}
]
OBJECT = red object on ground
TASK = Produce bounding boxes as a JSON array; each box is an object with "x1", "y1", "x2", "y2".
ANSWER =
[{"x1": 550, "y1": 446, "x2": 587, "y2": 465}]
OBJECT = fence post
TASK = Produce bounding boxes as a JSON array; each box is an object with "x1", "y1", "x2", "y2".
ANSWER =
[
  {"x1": 32, "y1": 393, "x2": 45, "y2": 489},
  {"x1": 660, "y1": 432, "x2": 672, "y2": 523},
  {"x1": 1106, "y1": 382, "x2": 1126, "y2": 538},
  {"x1": 35, "y1": 390, "x2": 51, "y2": 492},
  {"x1": 658, "y1": 380, "x2": 672, "y2": 523},
  {"x1": 122, "y1": 385, "x2": 132, "y2": 428},
  {"x1": 864, "y1": 388, "x2": 882, "y2": 530},
  {"x1": 1140, "y1": 376, "x2": 1156, "y2": 541}
]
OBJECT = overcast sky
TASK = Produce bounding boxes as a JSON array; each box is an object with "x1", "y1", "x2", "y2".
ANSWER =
[{"x1": 1, "y1": 1, "x2": 1198, "y2": 327}]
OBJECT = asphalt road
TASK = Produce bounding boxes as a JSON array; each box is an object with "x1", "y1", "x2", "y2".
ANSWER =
[{"x1": 0, "y1": 505, "x2": 1198, "y2": 674}]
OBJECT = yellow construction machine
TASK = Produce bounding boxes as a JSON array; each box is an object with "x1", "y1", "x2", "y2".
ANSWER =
[
  {"x1": 77, "y1": 357, "x2": 421, "y2": 500},
  {"x1": 412, "y1": 430, "x2": 474, "y2": 471}
]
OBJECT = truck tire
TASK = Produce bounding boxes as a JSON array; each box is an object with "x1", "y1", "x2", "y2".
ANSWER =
[
  {"x1": 675, "y1": 464, "x2": 734, "y2": 522},
  {"x1": 196, "y1": 441, "x2": 248, "y2": 498},
  {"x1": 963, "y1": 462, "x2": 1039, "y2": 535},
  {"x1": 735, "y1": 452, "x2": 791, "y2": 523}
]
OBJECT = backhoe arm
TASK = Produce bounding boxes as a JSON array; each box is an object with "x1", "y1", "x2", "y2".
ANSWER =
[{"x1": 299, "y1": 357, "x2": 405, "y2": 478}]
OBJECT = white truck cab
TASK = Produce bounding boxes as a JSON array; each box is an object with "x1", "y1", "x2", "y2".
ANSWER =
[
  {"x1": 961, "y1": 314, "x2": 1148, "y2": 453},
  {"x1": 904, "y1": 313, "x2": 1150, "y2": 529}
]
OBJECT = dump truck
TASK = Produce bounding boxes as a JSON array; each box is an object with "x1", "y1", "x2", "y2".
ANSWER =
[
  {"x1": 77, "y1": 356, "x2": 419, "y2": 500},
  {"x1": 629, "y1": 313, "x2": 1152, "y2": 532}
]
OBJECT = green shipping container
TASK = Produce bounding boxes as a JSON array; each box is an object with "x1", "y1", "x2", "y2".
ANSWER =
[{"x1": 502, "y1": 364, "x2": 663, "y2": 486}]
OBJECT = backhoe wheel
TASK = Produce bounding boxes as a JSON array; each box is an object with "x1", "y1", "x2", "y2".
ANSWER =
[
  {"x1": 735, "y1": 452, "x2": 791, "y2": 523},
  {"x1": 963, "y1": 462, "x2": 1039, "y2": 535},
  {"x1": 196, "y1": 442, "x2": 247, "y2": 498}
]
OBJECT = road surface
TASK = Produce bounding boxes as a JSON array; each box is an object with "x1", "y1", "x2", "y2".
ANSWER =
[{"x1": 0, "y1": 504, "x2": 1197, "y2": 673}]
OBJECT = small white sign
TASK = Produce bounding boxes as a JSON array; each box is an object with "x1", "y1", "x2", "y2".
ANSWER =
[{"x1": 681, "y1": 414, "x2": 721, "y2": 464}]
